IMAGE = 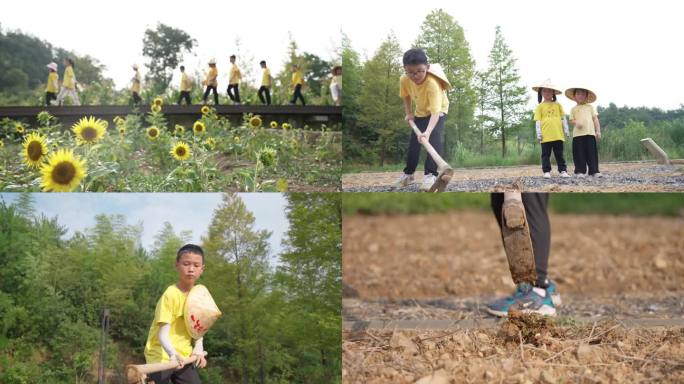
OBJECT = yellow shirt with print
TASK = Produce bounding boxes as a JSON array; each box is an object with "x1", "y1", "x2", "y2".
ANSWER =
[
  {"x1": 570, "y1": 104, "x2": 597, "y2": 137},
  {"x1": 261, "y1": 68, "x2": 271, "y2": 87},
  {"x1": 291, "y1": 70, "x2": 304, "y2": 86},
  {"x1": 46, "y1": 72, "x2": 58, "y2": 93},
  {"x1": 399, "y1": 74, "x2": 449, "y2": 117},
  {"x1": 180, "y1": 72, "x2": 192, "y2": 91},
  {"x1": 144, "y1": 285, "x2": 193, "y2": 363},
  {"x1": 63, "y1": 66, "x2": 75, "y2": 90},
  {"x1": 229, "y1": 64, "x2": 241, "y2": 85},
  {"x1": 332, "y1": 75, "x2": 342, "y2": 89},
  {"x1": 131, "y1": 72, "x2": 141, "y2": 93},
  {"x1": 205, "y1": 67, "x2": 218, "y2": 87},
  {"x1": 534, "y1": 101, "x2": 565, "y2": 143}
]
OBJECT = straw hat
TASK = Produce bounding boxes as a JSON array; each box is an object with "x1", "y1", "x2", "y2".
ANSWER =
[
  {"x1": 208, "y1": 58, "x2": 216, "y2": 65},
  {"x1": 184, "y1": 284, "x2": 222, "y2": 339},
  {"x1": 46, "y1": 62, "x2": 58, "y2": 71},
  {"x1": 565, "y1": 87, "x2": 597, "y2": 103},
  {"x1": 132, "y1": 64, "x2": 139, "y2": 70},
  {"x1": 427, "y1": 63, "x2": 451, "y2": 90},
  {"x1": 532, "y1": 79, "x2": 562, "y2": 95}
]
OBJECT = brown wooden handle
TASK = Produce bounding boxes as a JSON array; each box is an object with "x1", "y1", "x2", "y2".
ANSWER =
[
  {"x1": 409, "y1": 120, "x2": 450, "y2": 171},
  {"x1": 126, "y1": 352, "x2": 207, "y2": 384}
]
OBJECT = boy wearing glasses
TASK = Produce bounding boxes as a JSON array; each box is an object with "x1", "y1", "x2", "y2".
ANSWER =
[{"x1": 395, "y1": 48, "x2": 450, "y2": 191}]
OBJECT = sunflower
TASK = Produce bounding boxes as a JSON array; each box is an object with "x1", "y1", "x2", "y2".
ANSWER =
[
  {"x1": 205, "y1": 137, "x2": 217, "y2": 150},
  {"x1": 119, "y1": 126, "x2": 127, "y2": 135},
  {"x1": 282, "y1": 123, "x2": 291, "y2": 130},
  {"x1": 40, "y1": 148, "x2": 86, "y2": 192},
  {"x1": 0, "y1": 140, "x2": 4, "y2": 149},
  {"x1": 201, "y1": 105, "x2": 210, "y2": 115},
  {"x1": 153, "y1": 97, "x2": 164, "y2": 107},
  {"x1": 233, "y1": 136, "x2": 241, "y2": 144},
  {"x1": 151, "y1": 104, "x2": 162, "y2": 113},
  {"x1": 175, "y1": 125, "x2": 185, "y2": 134},
  {"x1": 193, "y1": 121, "x2": 205, "y2": 135},
  {"x1": 270, "y1": 121, "x2": 278, "y2": 129},
  {"x1": 37, "y1": 111, "x2": 53, "y2": 125},
  {"x1": 276, "y1": 178, "x2": 288, "y2": 192},
  {"x1": 258, "y1": 147, "x2": 277, "y2": 167},
  {"x1": 113, "y1": 116, "x2": 123, "y2": 125},
  {"x1": 147, "y1": 126, "x2": 161, "y2": 140},
  {"x1": 170, "y1": 141, "x2": 191, "y2": 161},
  {"x1": 22, "y1": 132, "x2": 49, "y2": 168},
  {"x1": 15, "y1": 124, "x2": 25, "y2": 134},
  {"x1": 72, "y1": 116, "x2": 107, "y2": 145},
  {"x1": 248, "y1": 116, "x2": 262, "y2": 129}
]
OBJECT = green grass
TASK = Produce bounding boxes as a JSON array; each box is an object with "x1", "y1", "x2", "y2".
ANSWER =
[{"x1": 343, "y1": 193, "x2": 684, "y2": 217}]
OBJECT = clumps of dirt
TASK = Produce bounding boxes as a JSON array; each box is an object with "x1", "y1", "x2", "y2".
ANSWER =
[{"x1": 498, "y1": 310, "x2": 555, "y2": 346}]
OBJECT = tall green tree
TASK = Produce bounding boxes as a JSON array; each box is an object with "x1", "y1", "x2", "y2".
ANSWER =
[
  {"x1": 276, "y1": 193, "x2": 341, "y2": 384},
  {"x1": 415, "y1": 9, "x2": 477, "y2": 156},
  {"x1": 357, "y1": 32, "x2": 405, "y2": 165},
  {"x1": 484, "y1": 26, "x2": 528, "y2": 158},
  {"x1": 142, "y1": 23, "x2": 197, "y2": 97},
  {"x1": 202, "y1": 193, "x2": 271, "y2": 384},
  {"x1": 340, "y1": 32, "x2": 371, "y2": 162},
  {"x1": 473, "y1": 70, "x2": 495, "y2": 154}
]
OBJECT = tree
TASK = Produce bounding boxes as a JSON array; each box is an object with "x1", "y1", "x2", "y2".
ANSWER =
[
  {"x1": 473, "y1": 70, "x2": 494, "y2": 154},
  {"x1": 484, "y1": 26, "x2": 528, "y2": 158},
  {"x1": 415, "y1": 9, "x2": 477, "y2": 156},
  {"x1": 357, "y1": 32, "x2": 405, "y2": 165},
  {"x1": 142, "y1": 23, "x2": 196, "y2": 97},
  {"x1": 276, "y1": 193, "x2": 341, "y2": 383}
]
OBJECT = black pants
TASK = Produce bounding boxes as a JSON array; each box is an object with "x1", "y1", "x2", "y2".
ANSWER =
[
  {"x1": 572, "y1": 135, "x2": 599, "y2": 175},
  {"x1": 227, "y1": 84, "x2": 240, "y2": 103},
  {"x1": 541, "y1": 140, "x2": 567, "y2": 173},
  {"x1": 45, "y1": 92, "x2": 56, "y2": 106},
  {"x1": 291, "y1": 84, "x2": 305, "y2": 105},
  {"x1": 147, "y1": 363, "x2": 201, "y2": 384},
  {"x1": 178, "y1": 91, "x2": 192, "y2": 105},
  {"x1": 258, "y1": 86, "x2": 271, "y2": 105},
  {"x1": 132, "y1": 92, "x2": 142, "y2": 105},
  {"x1": 403, "y1": 114, "x2": 446, "y2": 176},
  {"x1": 491, "y1": 193, "x2": 550, "y2": 287},
  {"x1": 203, "y1": 86, "x2": 218, "y2": 105}
]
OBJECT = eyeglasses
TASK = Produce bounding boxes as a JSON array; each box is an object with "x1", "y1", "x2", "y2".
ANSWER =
[{"x1": 405, "y1": 69, "x2": 426, "y2": 77}]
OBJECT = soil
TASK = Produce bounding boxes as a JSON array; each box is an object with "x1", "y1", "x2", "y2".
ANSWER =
[
  {"x1": 342, "y1": 162, "x2": 684, "y2": 192},
  {"x1": 342, "y1": 212, "x2": 684, "y2": 383}
]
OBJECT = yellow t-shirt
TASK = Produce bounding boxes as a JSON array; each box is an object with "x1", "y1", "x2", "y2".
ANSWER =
[
  {"x1": 131, "y1": 71, "x2": 141, "y2": 93},
  {"x1": 144, "y1": 285, "x2": 193, "y2": 363},
  {"x1": 570, "y1": 104, "x2": 598, "y2": 137},
  {"x1": 46, "y1": 72, "x2": 58, "y2": 93},
  {"x1": 180, "y1": 72, "x2": 192, "y2": 91},
  {"x1": 399, "y1": 74, "x2": 449, "y2": 117},
  {"x1": 261, "y1": 68, "x2": 271, "y2": 87},
  {"x1": 229, "y1": 64, "x2": 241, "y2": 85},
  {"x1": 332, "y1": 75, "x2": 342, "y2": 89},
  {"x1": 291, "y1": 70, "x2": 304, "y2": 86},
  {"x1": 63, "y1": 66, "x2": 75, "y2": 89},
  {"x1": 205, "y1": 67, "x2": 218, "y2": 87},
  {"x1": 534, "y1": 101, "x2": 565, "y2": 143}
]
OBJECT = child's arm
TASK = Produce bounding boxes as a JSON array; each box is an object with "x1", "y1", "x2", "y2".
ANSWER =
[
  {"x1": 535, "y1": 121, "x2": 542, "y2": 142},
  {"x1": 562, "y1": 116, "x2": 570, "y2": 137},
  {"x1": 403, "y1": 96, "x2": 414, "y2": 123},
  {"x1": 159, "y1": 323, "x2": 184, "y2": 369},
  {"x1": 593, "y1": 116, "x2": 601, "y2": 140},
  {"x1": 421, "y1": 113, "x2": 441, "y2": 142},
  {"x1": 192, "y1": 338, "x2": 207, "y2": 368}
]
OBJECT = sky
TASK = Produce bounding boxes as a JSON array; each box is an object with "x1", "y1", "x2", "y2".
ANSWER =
[
  {"x1": 0, "y1": 193, "x2": 290, "y2": 261},
  {"x1": 2, "y1": 0, "x2": 342, "y2": 89},
  {"x1": 341, "y1": 0, "x2": 684, "y2": 111}
]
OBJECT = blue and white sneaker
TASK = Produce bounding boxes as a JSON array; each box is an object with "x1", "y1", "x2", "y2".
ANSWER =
[
  {"x1": 510, "y1": 284, "x2": 556, "y2": 316},
  {"x1": 485, "y1": 280, "x2": 561, "y2": 317}
]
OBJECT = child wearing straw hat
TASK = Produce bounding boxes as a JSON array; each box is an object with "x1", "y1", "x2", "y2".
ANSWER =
[
  {"x1": 143, "y1": 244, "x2": 213, "y2": 384},
  {"x1": 533, "y1": 80, "x2": 570, "y2": 178},
  {"x1": 45, "y1": 62, "x2": 59, "y2": 106},
  {"x1": 394, "y1": 48, "x2": 450, "y2": 191},
  {"x1": 131, "y1": 64, "x2": 142, "y2": 105},
  {"x1": 57, "y1": 58, "x2": 80, "y2": 106},
  {"x1": 202, "y1": 59, "x2": 219, "y2": 105},
  {"x1": 565, "y1": 87, "x2": 602, "y2": 177}
]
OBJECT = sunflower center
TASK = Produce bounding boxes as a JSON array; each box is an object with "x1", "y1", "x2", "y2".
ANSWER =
[
  {"x1": 150, "y1": 130, "x2": 158, "y2": 137},
  {"x1": 27, "y1": 141, "x2": 44, "y2": 161},
  {"x1": 176, "y1": 147, "x2": 186, "y2": 157},
  {"x1": 82, "y1": 127, "x2": 97, "y2": 141},
  {"x1": 51, "y1": 161, "x2": 76, "y2": 184}
]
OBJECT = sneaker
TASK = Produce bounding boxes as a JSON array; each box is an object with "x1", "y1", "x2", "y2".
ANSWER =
[
  {"x1": 393, "y1": 174, "x2": 414, "y2": 188},
  {"x1": 543, "y1": 172, "x2": 551, "y2": 179},
  {"x1": 420, "y1": 174, "x2": 437, "y2": 191},
  {"x1": 592, "y1": 172, "x2": 603, "y2": 178},
  {"x1": 485, "y1": 281, "x2": 561, "y2": 317},
  {"x1": 510, "y1": 283, "x2": 556, "y2": 316},
  {"x1": 560, "y1": 171, "x2": 570, "y2": 178},
  {"x1": 576, "y1": 173, "x2": 586, "y2": 178}
]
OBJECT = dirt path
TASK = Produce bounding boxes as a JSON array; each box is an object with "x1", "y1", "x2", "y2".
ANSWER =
[{"x1": 342, "y1": 162, "x2": 684, "y2": 192}]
